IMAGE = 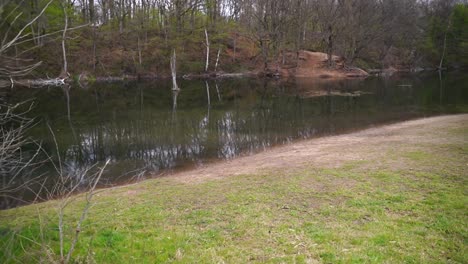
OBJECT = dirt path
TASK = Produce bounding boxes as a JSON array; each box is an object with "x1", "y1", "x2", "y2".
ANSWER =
[{"x1": 167, "y1": 114, "x2": 468, "y2": 183}]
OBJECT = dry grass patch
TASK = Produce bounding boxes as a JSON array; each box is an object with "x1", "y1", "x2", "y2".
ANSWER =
[{"x1": 1, "y1": 115, "x2": 467, "y2": 263}]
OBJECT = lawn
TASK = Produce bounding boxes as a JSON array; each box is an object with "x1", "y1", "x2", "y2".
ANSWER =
[{"x1": 1, "y1": 117, "x2": 467, "y2": 263}]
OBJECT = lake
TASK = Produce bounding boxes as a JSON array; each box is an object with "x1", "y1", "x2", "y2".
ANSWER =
[{"x1": 1, "y1": 72, "x2": 467, "y2": 209}]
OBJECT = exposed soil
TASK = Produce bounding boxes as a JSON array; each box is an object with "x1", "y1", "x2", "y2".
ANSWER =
[
  {"x1": 272, "y1": 51, "x2": 369, "y2": 79},
  {"x1": 2, "y1": 50, "x2": 370, "y2": 89},
  {"x1": 164, "y1": 114, "x2": 468, "y2": 183}
]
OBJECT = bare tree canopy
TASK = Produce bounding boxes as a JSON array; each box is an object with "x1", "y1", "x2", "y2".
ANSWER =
[{"x1": 0, "y1": 0, "x2": 467, "y2": 80}]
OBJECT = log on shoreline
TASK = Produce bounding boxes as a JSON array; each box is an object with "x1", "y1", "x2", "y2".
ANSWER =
[{"x1": 0, "y1": 78, "x2": 68, "y2": 88}]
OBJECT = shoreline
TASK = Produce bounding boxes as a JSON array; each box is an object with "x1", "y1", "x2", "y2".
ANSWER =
[
  {"x1": 1, "y1": 70, "x2": 365, "y2": 89},
  {"x1": 2, "y1": 113, "x2": 467, "y2": 211},
  {"x1": 1, "y1": 113, "x2": 466, "y2": 263},
  {"x1": 165, "y1": 113, "x2": 468, "y2": 183}
]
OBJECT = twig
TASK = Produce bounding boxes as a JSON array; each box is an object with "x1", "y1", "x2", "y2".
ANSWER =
[{"x1": 65, "y1": 159, "x2": 110, "y2": 263}]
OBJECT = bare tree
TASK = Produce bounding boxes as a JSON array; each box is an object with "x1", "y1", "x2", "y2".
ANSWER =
[
  {"x1": 61, "y1": 0, "x2": 70, "y2": 77},
  {"x1": 40, "y1": 123, "x2": 110, "y2": 263},
  {"x1": 214, "y1": 47, "x2": 221, "y2": 72},
  {"x1": 63, "y1": 160, "x2": 109, "y2": 264},
  {"x1": 439, "y1": 10, "x2": 454, "y2": 70},
  {"x1": 0, "y1": 101, "x2": 44, "y2": 209},
  {"x1": 204, "y1": 28, "x2": 210, "y2": 72},
  {"x1": 0, "y1": 0, "x2": 53, "y2": 80}
]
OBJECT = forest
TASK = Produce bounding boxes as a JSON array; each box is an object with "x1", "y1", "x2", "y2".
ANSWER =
[
  {"x1": 1, "y1": 0, "x2": 467, "y2": 80},
  {"x1": 2, "y1": 1, "x2": 468, "y2": 263}
]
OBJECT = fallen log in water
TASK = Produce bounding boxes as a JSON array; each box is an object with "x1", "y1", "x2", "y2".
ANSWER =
[
  {"x1": 182, "y1": 71, "x2": 255, "y2": 80},
  {"x1": 24, "y1": 78, "x2": 67, "y2": 87},
  {"x1": 0, "y1": 78, "x2": 68, "y2": 88}
]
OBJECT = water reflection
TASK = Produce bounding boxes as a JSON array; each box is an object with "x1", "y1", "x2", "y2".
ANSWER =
[
  {"x1": 172, "y1": 90, "x2": 179, "y2": 111},
  {"x1": 2, "y1": 73, "x2": 468, "y2": 208}
]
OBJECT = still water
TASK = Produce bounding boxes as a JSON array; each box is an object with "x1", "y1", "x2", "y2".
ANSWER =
[{"x1": 2, "y1": 72, "x2": 467, "y2": 208}]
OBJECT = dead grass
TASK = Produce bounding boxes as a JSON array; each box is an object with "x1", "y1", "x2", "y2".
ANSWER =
[{"x1": 168, "y1": 114, "x2": 468, "y2": 183}]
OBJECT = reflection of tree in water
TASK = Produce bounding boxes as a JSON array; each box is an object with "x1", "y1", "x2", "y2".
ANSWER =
[
  {"x1": 60, "y1": 85, "x2": 94, "y2": 188},
  {"x1": 12, "y1": 75, "x2": 465, "y2": 200},
  {"x1": 61, "y1": 80, "x2": 407, "y2": 175}
]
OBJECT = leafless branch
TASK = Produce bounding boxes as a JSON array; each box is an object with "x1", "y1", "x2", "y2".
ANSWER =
[
  {"x1": 64, "y1": 159, "x2": 109, "y2": 263},
  {"x1": 0, "y1": 0, "x2": 53, "y2": 54},
  {"x1": 0, "y1": 101, "x2": 45, "y2": 208}
]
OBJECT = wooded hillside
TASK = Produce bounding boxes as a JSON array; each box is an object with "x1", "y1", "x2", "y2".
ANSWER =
[{"x1": 1, "y1": 0, "x2": 467, "y2": 79}]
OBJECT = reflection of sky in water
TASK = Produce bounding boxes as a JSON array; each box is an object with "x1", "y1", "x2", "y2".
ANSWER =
[{"x1": 2, "y1": 73, "x2": 468, "y2": 208}]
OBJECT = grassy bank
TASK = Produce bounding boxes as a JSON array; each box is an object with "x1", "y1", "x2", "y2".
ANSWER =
[{"x1": 1, "y1": 115, "x2": 467, "y2": 263}]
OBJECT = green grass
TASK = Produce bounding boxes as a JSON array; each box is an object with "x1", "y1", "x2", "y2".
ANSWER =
[
  {"x1": 403, "y1": 150, "x2": 431, "y2": 161},
  {"x1": 1, "y1": 124, "x2": 467, "y2": 263}
]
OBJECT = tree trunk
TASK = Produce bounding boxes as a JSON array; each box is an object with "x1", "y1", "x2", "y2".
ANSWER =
[
  {"x1": 327, "y1": 25, "x2": 333, "y2": 68},
  {"x1": 92, "y1": 27, "x2": 97, "y2": 72},
  {"x1": 137, "y1": 35, "x2": 142, "y2": 66},
  {"x1": 61, "y1": 1, "x2": 69, "y2": 77},
  {"x1": 89, "y1": 0, "x2": 94, "y2": 23},
  {"x1": 260, "y1": 39, "x2": 269, "y2": 72},
  {"x1": 233, "y1": 34, "x2": 237, "y2": 62},
  {"x1": 439, "y1": 15, "x2": 452, "y2": 70},
  {"x1": 214, "y1": 48, "x2": 221, "y2": 72},
  {"x1": 205, "y1": 28, "x2": 210, "y2": 72}
]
